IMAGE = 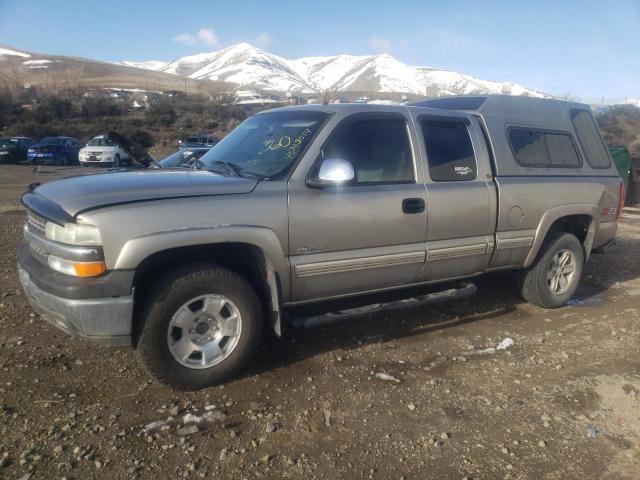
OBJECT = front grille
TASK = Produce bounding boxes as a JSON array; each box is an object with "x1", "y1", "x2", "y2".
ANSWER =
[
  {"x1": 25, "y1": 210, "x2": 49, "y2": 265},
  {"x1": 27, "y1": 210, "x2": 46, "y2": 235}
]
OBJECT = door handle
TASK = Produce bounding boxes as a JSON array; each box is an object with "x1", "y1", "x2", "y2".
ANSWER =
[{"x1": 402, "y1": 198, "x2": 425, "y2": 214}]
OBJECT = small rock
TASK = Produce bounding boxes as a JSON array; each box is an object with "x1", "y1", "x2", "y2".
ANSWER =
[
  {"x1": 323, "y1": 409, "x2": 331, "y2": 427},
  {"x1": 538, "y1": 440, "x2": 547, "y2": 448},
  {"x1": 440, "y1": 432, "x2": 450, "y2": 440},
  {"x1": 265, "y1": 421, "x2": 277, "y2": 433},
  {"x1": 407, "y1": 404, "x2": 416, "y2": 411},
  {"x1": 177, "y1": 425, "x2": 199, "y2": 436}
]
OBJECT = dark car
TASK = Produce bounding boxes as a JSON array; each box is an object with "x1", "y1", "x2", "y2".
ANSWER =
[
  {"x1": 178, "y1": 134, "x2": 217, "y2": 149},
  {"x1": 0, "y1": 137, "x2": 35, "y2": 163},
  {"x1": 27, "y1": 137, "x2": 81, "y2": 165},
  {"x1": 157, "y1": 147, "x2": 211, "y2": 168}
]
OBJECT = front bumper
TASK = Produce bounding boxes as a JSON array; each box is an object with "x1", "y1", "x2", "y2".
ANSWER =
[
  {"x1": 79, "y1": 155, "x2": 113, "y2": 164},
  {"x1": 18, "y1": 253, "x2": 134, "y2": 347}
]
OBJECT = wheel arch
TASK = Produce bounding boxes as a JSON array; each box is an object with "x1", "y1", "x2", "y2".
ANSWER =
[
  {"x1": 524, "y1": 205, "x2": 598, "y2": 268},
  {"x1": 122, "y1": 227, "x2": 288, "y2": 338}
]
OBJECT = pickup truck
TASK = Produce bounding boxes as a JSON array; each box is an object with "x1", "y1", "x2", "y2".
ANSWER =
[{"x1": 17, "y1": 95, "x2": 623, "y2": 390}]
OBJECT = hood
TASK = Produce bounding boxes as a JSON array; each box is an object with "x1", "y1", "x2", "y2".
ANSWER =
[{"x1": 27, "y1": 169, "x2": 259, "y2": 218}]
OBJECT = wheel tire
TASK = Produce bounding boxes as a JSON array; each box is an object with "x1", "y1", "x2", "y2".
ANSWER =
[
  {"x1": 519, "y1": 231, "x2": 584, "y2": 308},
  {"x1": 135, "y1": 264, "x2": 263, "y2": 390}
]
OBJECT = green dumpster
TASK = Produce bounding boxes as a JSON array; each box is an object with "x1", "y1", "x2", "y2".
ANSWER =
[{"x1": 608, "y1": 146, "x2": 631, "y2": 194}]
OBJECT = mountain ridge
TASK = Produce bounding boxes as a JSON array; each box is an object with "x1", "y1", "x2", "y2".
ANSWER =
[{"x1": 123, "y1": 42, "x2": 546, "y2": 97}]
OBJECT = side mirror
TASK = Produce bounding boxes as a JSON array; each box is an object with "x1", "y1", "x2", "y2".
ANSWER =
[{"x1": 307, "y1": 158, "x2": 355, "y2": 188}]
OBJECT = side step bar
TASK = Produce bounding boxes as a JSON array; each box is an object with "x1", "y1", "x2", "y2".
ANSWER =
[{"x1": 291, "y1": 281, "x2": 477, "y2": 329}]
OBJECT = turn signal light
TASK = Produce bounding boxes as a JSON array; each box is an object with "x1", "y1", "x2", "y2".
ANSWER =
[{"x1": 73, "y1": 261, "x2": 106, "y2": 277}]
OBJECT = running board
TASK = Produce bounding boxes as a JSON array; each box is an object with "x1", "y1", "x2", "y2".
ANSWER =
[{"x1": 291, "y1": 281, "x2": 477, "y2": 329}]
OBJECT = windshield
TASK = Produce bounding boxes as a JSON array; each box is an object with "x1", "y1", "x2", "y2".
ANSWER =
[
  {"x1": 199, "y1": 110, "x2": 328, "y2": 179},
  {"x1": 87, "y1": 136, "x2": 116, "y2": 147},
  {"x1": 0, "y1": 138, "x2": 18, "y2": 148},
  {"x1": 159, "y1": 149, "x2": 209, "y2": 168},
  {"x1": 39, "y1": 137, "x2": 65, "y2": 146}
]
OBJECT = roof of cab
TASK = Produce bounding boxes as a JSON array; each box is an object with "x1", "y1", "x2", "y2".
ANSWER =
[{"x1": 257, "y1": 101, "x2": 473, "y2": 120}]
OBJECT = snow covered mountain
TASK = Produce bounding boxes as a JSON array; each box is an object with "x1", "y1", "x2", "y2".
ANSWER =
[{"x1": 124, "y1": 43, "x2": 546, "y2": 97}]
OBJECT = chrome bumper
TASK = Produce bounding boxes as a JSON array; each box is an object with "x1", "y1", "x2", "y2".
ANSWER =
[{"x1": 18, "y1": 266, "x2": 133, "y2": 346}]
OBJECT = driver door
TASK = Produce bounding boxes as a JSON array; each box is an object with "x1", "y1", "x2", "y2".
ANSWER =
[{"x1": 287, "y1": 112, "x2": 428, "y2": 303}]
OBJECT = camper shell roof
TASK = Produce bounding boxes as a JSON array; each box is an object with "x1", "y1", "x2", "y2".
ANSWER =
[{"x1": 413, "y1": 95, "x2": 618, "y2": 177}]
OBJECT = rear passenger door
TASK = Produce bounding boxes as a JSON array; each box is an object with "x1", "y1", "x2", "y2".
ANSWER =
[{"x1": 415, "y1": 113, "x2": 496, "y2": 281}]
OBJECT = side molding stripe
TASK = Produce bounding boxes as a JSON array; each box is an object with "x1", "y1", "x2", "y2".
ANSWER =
[
  {"x1": 427, "y1": 243, "x2": 488, "y2": 261},
  {"x1": 496, "y1": 236, "x2": 534, "y2": 250},
  {"x1": 295, "y1": 251, "x2": 425, "y2": 278}
]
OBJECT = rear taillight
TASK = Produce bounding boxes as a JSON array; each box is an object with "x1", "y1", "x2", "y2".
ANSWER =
[{"x1": 616, "y1": 181, "x2": 624, "y2": 221}]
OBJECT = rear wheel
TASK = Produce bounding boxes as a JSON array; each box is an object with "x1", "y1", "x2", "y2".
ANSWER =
[
  {"x1": 519, "y1": 231, "x2": 584, "y2": 308},
  {"x1": 135, "y1": 264, "x2": 263, "y2": 390}
]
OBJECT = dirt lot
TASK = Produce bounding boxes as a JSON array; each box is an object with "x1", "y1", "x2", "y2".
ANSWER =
[{"x1": 0, "y1": 164, "x2": 639, "y2": 480}]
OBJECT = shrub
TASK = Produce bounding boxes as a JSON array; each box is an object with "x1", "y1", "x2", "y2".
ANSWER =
[
  {"x1": 145, "y1": 100, "x2": 177, "y2": 126},
  {"x1": 125, "y1": 128, "x2": 154, "y2": 148}
]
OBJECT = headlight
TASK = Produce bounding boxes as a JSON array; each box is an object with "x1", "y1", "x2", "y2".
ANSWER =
[{"x1": 44, "y1": 221, "x2": 102, "y2": 246}]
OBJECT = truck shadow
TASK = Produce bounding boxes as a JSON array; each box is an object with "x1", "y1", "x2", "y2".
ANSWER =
[
  {"x1": 247, "y1": 231, "x2": 640, "y2": 378},
  {"x1": 251, "y1": 272, "x2": 521, "y2": 376}
]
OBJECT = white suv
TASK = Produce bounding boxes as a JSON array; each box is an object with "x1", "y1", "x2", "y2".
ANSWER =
[{"x1": 79, "y1": 135, "x2": 130, "y2": 167}]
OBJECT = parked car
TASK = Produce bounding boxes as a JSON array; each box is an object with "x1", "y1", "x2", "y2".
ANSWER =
[
  {"x1": 157, "y1": 147, "x2": 211, "y2": 169},
  {"x1": 0, "y1": 137, "x2": 35, "y2": 163},
  {"x1": 178, "y1": 134, "x2": 217, "y2": 149},
  {"x1": 79, "y1": 134, "x2": 131, "y2": 167},
  {"x1": 27, "y1": 137, "x2": 80, "y2": 165},
  {"x1": 18, "y1": 96, "x2": 623, "y2": 390}
]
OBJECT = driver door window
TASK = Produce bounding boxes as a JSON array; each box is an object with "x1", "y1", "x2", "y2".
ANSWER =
[{"x1": 321, "y1": 118, "x2": 414, "y2": 184}]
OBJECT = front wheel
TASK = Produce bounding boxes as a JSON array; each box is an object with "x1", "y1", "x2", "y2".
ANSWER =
[
  {"x1": 135, "y1": 264, "x2": 263, "y2": 390},
  {"x1": 519, "y1": 231, "x2": 584, "y2": 308}
]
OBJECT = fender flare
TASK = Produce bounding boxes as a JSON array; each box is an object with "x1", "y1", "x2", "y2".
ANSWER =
[
  {"x1": 115, "y1": 225, "x2": 289, "y2": 335},
  {"x1": 524, "y1": 204, "x2": 599, "y2": 268}
]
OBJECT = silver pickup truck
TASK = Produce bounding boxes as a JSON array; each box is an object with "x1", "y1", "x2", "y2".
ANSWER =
[{"x1": 18, "y1": 95, "x2": 623, "y2": 389}]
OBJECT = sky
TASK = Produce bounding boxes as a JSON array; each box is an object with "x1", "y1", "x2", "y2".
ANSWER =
[{"x1": 1, "y1": 0, "x2": 638, "y2": 103}]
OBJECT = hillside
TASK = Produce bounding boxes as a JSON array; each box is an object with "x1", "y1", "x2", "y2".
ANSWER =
[
  {"x1": 126, "y1": 42, "x2": 547, "y2": 97},
  {"x1": 0, "y1": 45, "x2": 232, "y2": 95}
]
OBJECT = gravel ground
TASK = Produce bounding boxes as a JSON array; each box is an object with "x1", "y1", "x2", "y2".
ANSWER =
[{"x1": 0, "y1": 164, "x2": 639, "y2": 480}]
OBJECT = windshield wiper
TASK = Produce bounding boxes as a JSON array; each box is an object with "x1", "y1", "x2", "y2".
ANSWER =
[
  {"x1": 206, "y1": 160, "x2": 267, "y2": 180},
  {"x1": 209, "y1": 160, "x2": 242, "y2": 177}
]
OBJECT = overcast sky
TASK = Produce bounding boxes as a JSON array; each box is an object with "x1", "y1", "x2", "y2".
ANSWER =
[{"x1": 1, "y1": 0, "x2": 638, "y2": 103}]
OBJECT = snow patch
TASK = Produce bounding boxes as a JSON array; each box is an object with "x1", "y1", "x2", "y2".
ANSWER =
[
  {"x1": 0, "y1": 47, "x2": 30, "y2": 58},
  {"x1": 121, "y1": 60, "x2": 169, "y2": 71},
  {"x1": 23, "y1": 59, "x2": 51, "y2": 65}
]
